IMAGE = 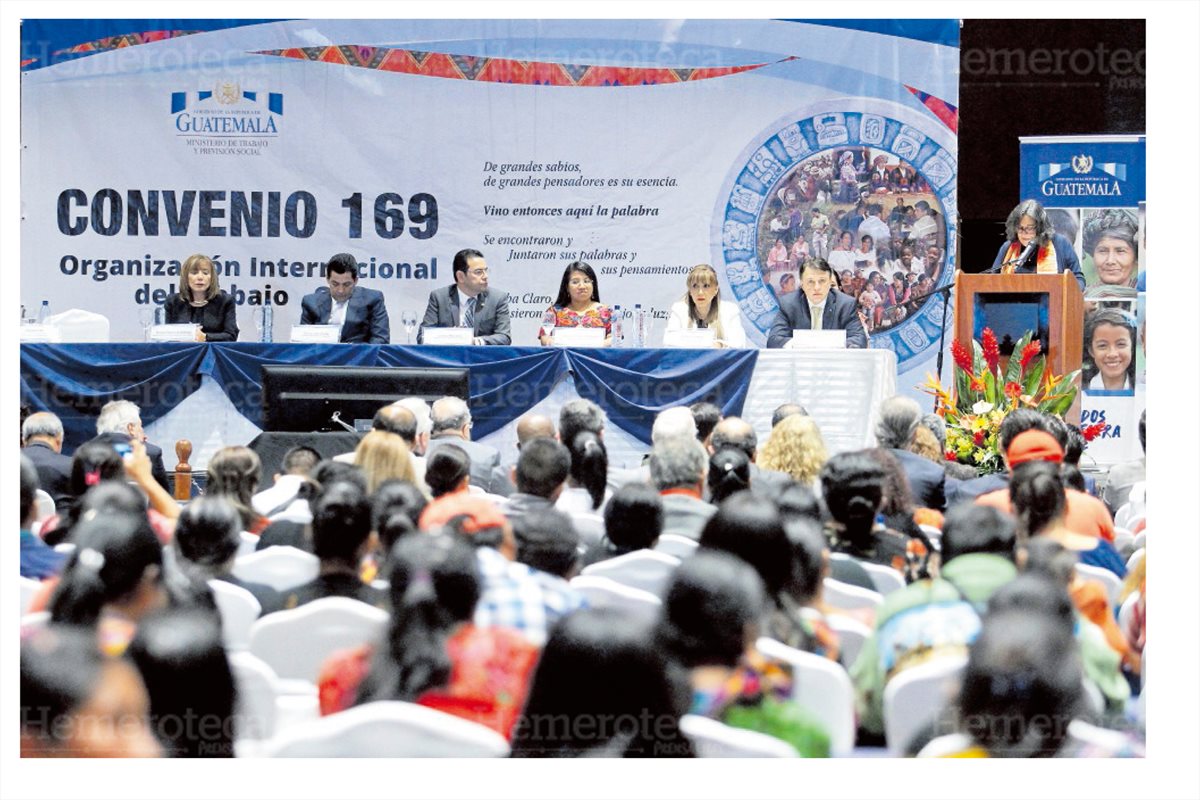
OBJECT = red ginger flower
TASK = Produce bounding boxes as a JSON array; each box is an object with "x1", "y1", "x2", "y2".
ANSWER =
[
  {"x1": 973, "y1": 430, "x2": 987, "y2": 446},
  {"x1": 1019, "y1": 339, "x2": 1042, "y2": 370},
  {"x1": 981, "y1": 328, "x2": 1000, "y2": 373},
  {"x1": 952, "y1": 339, "x2": 973, "y2": 372},
  {"x1": 1004, "y1": 381, "x2": 1022, "y2": 400},
  {"x1": 1082, "y1": 423, "x2": 1106, "y2": 442},
  {"x1": 945, "y1": 450, "x2": 957, "y2": 462}
]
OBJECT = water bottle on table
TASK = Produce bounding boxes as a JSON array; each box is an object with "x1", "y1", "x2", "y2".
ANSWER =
[
  {"x1": 611, "y1": 305, "x2": 624, "y2": 348},
  {"x1": 633, "y1": 304, "x2": 645, "y2": 348},
  {"x1": 36, "y1": 300, "x2": 50, "y2": 324}
]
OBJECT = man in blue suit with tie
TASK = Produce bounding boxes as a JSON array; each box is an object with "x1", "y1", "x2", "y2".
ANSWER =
[
  {"x1": 417, "y1": 248, "x2": 511, "y2": 345},
  {"x1": 766, "y1": 257, "x2": 866, "y2": 348},
  {"x1": 300, "y1": 253, "x2": 390, "y2": 343}
]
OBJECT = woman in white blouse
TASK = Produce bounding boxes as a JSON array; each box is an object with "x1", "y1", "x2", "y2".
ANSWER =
[{"x1": 663, "y1": 264, "x2": 747, "y2": 348}]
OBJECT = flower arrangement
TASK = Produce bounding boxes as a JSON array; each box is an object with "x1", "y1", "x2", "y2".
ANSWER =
[{"x1": 922, "y1": 328, "x2": 1080, "y2": 474}]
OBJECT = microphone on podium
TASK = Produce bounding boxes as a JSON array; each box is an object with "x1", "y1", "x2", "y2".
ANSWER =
[{"x1": 1004, "y1": 241, "x2": 1037, "y2": 269}]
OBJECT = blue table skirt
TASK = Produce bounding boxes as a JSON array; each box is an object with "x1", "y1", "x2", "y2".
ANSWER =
[{"x1": 21, "y1": 343, "x2": 759, "y2": 452}]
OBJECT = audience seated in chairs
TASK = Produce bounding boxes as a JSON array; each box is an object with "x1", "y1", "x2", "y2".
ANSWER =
[
  {"x1": 557, "y1": 429, "x2": 610, "y2": 515},
  {"x1": 318, "y1": 530, "x2": 539, "y2": 739},
  {"x1": 256, "y1": 459, "x2": 367, "y2": 552},
  {"x1": 207, "y1": 446, "x2": 270, "y2": 536},
  {"x1": 650, "y1": 435, "x2": 715, "y2": 541},
  {"x1": 20, "y1": 455, "x2": 65, "y2": 580},
  {"x1": 498, "y1": 437, "x2": 571, "y2": 524},
  {"x1": 707, "y1": 447, "x2": 751, "y2": 505},
  {"x1": 174, "y1": 496, "x2": 283, "y2": 615},
  {"x1": 252, "y1": 445, "x2": 321, "y2": 522},
  {"x1": 583, "y1": 483, "x2": 665, "y2": 567}
]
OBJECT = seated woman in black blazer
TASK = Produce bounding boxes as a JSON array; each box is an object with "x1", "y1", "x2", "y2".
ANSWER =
[{"x1": 164, "y1": 254, "x2": 239, "y2": 342}]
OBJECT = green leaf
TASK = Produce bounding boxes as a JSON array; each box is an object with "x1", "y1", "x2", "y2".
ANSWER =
[
  {"x1": 1005, "y1": 331, "x2": 1033, "y2": 385},
  {"x1": 983, "y1": 369, "x2": 997, "y2": 406},
  {"x1": 972, "y1": 339, "x2": 987, "y2": 375},
  {"x1": 1023, "y1": 357, "x2": 1046, "y2": 397}
]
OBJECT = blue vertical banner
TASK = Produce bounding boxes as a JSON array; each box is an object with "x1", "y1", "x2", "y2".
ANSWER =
[{"x1": 1020, "y1": 135, "x2": 1146, "y2": 466}]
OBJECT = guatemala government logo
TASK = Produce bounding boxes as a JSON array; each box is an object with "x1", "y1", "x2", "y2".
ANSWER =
[
  {"x1": 171, "y1": 80, "x2": 283, "y2": 156},
  {"x1": 714, "y1": 100, "x2": 958, "y2": 368}
]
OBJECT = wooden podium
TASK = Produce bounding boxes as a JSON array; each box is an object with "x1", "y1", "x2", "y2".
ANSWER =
[{"x1": 954, "y1": 272, "x2": 1084, "y2": 424}]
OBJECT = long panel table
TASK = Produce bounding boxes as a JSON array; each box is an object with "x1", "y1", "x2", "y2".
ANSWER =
[{"x1": 21, "y1": 343, "x2": 895, "y2": 471}]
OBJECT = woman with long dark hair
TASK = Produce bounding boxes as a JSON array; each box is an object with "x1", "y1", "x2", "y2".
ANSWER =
[
  {"x1": 556, "y1": 430, "x2": 610, "y2": 514},
  {"x1": 537, "y1": 261, "x2": 612, "y2": 346}
]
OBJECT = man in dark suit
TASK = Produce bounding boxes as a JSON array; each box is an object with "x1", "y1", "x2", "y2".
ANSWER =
[
  {"x1": 88, "y1": 400, "x2": 170, "y2": 492},
  {"x1": 21, "y1": 411, "x2": 74, "y2": 509},
  {"x1": 418, "y1": 248, "x2": 511, "y2": 345},
  {"x1": 299, "y1": 253, "x2": 390, "y2": 343},
  {"x1": 767, "y1": 258, "x2": 866, "y2": 348},
  {"x1": 874, "y1": 396, "x2": 947, "y2": 512},
  {"x1": 424, "y1": 396, "x2": 501, "y2": 494}
]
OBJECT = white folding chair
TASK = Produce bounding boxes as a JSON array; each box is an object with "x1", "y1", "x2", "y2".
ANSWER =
[
  {"x1": 1118, "y1": 590, "x2": 1140, "y2": 641},
  {"x1": 34, "y1": 489, "x2": 56, "y2": 523},
  {"x1": 1112, "y1": 529, "x2": 1133, "y2": 555},
  {"x1": 1125, "y1": 547, "x2": 1144, "y2": 573},
  {"x1": 1113, "y1": 502, "x2": 1134, "y2": 530},
  {"x1": 20, "y1": 576, "x2": 41, "y2": 615},
  {"x1": 208, "y1": 579, "x2": 262, "y2": 651},
  {"x1": 756, "y1": 637, "x2": 856, "y2": 756},
  {"x1": 822, "y1": 578, "x2": 883, "y2": 612},
  {"x1": 228, "y1": 651, "x2": 281, "y2": 743},
  {"x1": 654, "y1": 533, "x2": 699, "y2": 559},
  {"x1": 580, "y1": 550, "x2": 680, "y2": 597},
  {"x1": 572, "y1": 513, "x2": 606, "y2": 549},
  {"x1": 569, "y1": 575, "x2": 662, "y2": 621},
  {"x1": 238, "y1": 531, "x2": 260, "y2": 559},
  {"x1": 827, "y1": 613, "x2": 872, "y2": 671},
  {"x1": 1131, "y1": 530, "x2": 1146, "y2": 552},
  {"x1": 263, "y1": 700, "x2": 509, "y2": 757},
  {"x1": 233, "y1": 546, "x2": 319, "y2": 592},
  {"x1": 1075, "y1": 563, "x2": 1123, "y2": 609},
  {"x1": 248, "y1": 596, "x2": 388, "y2": 683},
  {"x1": 680, "y1": 714, "x2": 799, "y2": 758},
  {"x1": 858, "y1": 562, "x2": 906, "y2": 596},
  {"x1": 882, "y1": 654, "x2": 968, "y2": 755}
]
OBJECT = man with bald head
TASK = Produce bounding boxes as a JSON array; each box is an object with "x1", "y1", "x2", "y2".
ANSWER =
[
  {"x1": 425, "y1": 396, "x2": 501, "y2": 493},
  {"x1": 709, "y1": 416, "x2": 792, "y2": 500},
  {"x1": 490, "y1": 413, "x2": 558, "y2": 498}
]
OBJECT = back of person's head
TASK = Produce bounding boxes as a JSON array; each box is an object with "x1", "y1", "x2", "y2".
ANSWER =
[
  {"x1": 699, "y1": 493, "x2": 791, "y2": 598},
  {"x1": 865, "y1": 447, "x2": 914, "y2": 516},
  {"x1": 354, "y1": 429, "x2": 414, "y2": 494},
  {"x1": 709, "y1": 417, "x2": 757, "y2": 460},
  {"x1": 909, "y1": 425, "x2": 944, "y2": 463},
  {"x1": 418, "y1": 494, "x2": 511, "y2": 553},
  {"x1": 689, "y1": 401, "x2": 722, "y2": 444},
  {"x1": 1040, "y1": 413, "x2": 1070, "y2": 453},
  {"x1": 759, "y1": 414, "x2": 828, "y2": 485},
  {"x1": 649, "y1": 435, "x2": 708, "y2": 491},
  {"x1": 512, "y1": 609, "x2": 693, "y2": 758},
  {"x1": 1060, "y1": 464, "x2": 1087, "y2": 493},
  {"x1": 424, "y1": 444, "x2": 471, "y2": 498},
  {"x1": 430, "y1": 396, "x2": 471, "y2": 436},
  {"x1": 920, "y1": 413, "x2": 947, "y2": 451},
  {"x1": 371, "y1": 479, "x2": 428, "y2": 532},
  {"x1": 396, "y1": 397, "x2": 434, "y2": 439},
  {"x1": 603, "y1": 483, "x2": 664, "y2": 551},
  {"x1": 20, "y1": 454, "x2": 38, "y2": 527},
  {"x1": 820, "y1": 450, "x2": 885, "y2": 538},
  {"x1": 126, "y1": 608, "x2": 236, "y2": 757},
  {"x1": 1063, "y1": 424, "x2": 1086, "y2": 466},
  {"x1": 47, "y1": 480, "x2": 149, "y2": 548},
  {"x1": 512, "y1": 509, "x2": 580, "y2": 579},
  {"x1": 21, "y1": 625, "x2": 161, "y2": 758},
  {"x1": 1019, "y1": 538, "x2": 1078, "y2": 587},
  {"x1": 987, "y1": 572, "x2": 1076, "y2": 626},
  {"x1": 940, "y1": 504, "x2": 1018, "y2": 564},
  {"x1": 95, "y1": 399, "x2": 141, "y2": 436},
  {"x1": 1009, "y1": 460, "x2": 1066, "y2": 539},
  {"x1": 372, "y1": 404, "x2": 417, "y2": 445},
  {"x1": 357, "y1": 531, "x2": 480, "y2": 705},
  {"x1": 279, "y1": 445, "x2": 320, "y2": 477},
  {"x1": 958, "y1": 608, "x2": 1084, "y2": 757},
  {"x1": 310, "y1": 480, "x2": 372, "y2": 564},
  {"x1": 558, "y1": 398, "x2": 605, "y2": 451},
  {"x1": 651, "y1": 406, "x2": 697, "y2": 443},
  {"x1": 782, "y1": 516, "x2": 827, "y2": 605},
  {"x1": 515, "y1": 437, "x2": 570, "y2": 498},
  {"x1": 998, "y1": 408, "x2": 1052, "y2": 456},
  {"x1": 206, "y1": 446, "x2": 262, "y2": 529},
  {"x1": 309, "y1": 459, "x2": 368, "y2": 493},
  {"x1": 875, "y1": 396, "x2": 922, "y2": 449},
  {"x1": 173, "y1": 496, "x2": 243, "y2": 570},
  {"x1": 566, "y1": 430, "x2": 608, "y2": 510},
  {"x1": 22, "y1": 411, "x2": 64, "y2": 445},
  {"x1": 707, "y1": 447, "x2": 751, "y2": 505},
  {"x1": 657, "y1": 550, "x2": 766, "y2": 669},
  {"x1": 771, "y1": 402, "x2": 808, "y2": 428},
  {"x1": 49, "y1": 512, "x2": 164, "y2": 626},
  {"x1": 775, "y1": 481, "x2": 821, "y2": 523},
  {"x1": 68, "y1": 441, "x2": 125, "y2": 497}
]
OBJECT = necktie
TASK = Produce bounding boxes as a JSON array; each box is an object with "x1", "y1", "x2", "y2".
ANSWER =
[
  {"x1": 463, "y1": 297, "x2": 475, "y2": 329},
  {"x1": 811, "y1": 304, "x2": 823, "y2": 331}
]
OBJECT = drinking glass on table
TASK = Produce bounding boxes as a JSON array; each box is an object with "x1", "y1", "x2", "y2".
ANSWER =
[
  {"x1": 138, "y1": 308, "x2": 153, "y2": 341},
  {"x1": 401, "y1": 310, "x2": 418, "y2": 344}
]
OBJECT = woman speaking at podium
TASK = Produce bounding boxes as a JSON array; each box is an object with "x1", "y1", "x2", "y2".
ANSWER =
[
  {"x1": 991, "y1": 200, "x2": 1086, "y2": 291},
  {"x1": 163, "y1": 254, "x2": 239, "y2": 342},
  {"x1": 663, "y1": 264, "x2": 746, "y2": 348}
]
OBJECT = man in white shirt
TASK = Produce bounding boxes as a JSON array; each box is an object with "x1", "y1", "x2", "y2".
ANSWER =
[
  {"x1": 299, "y1": 253, "x2": 390, "y2": 343},
  {"x1": 252, "y1": 445, "x2": 320, "y2": 521}
]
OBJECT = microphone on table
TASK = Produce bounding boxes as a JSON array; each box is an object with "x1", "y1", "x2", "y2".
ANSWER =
[{"x1": 329, "y1": 411, "x2": 357, "y2": 434}]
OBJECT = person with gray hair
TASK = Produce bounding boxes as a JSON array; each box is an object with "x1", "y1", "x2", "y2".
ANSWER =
[
  {"x1": 875, "y1": 396, "x2": 947, "y2": 512},
  {"x1": 709, "y1": 416, "x2": 792, "y2": 500},
  {"x1": 992, "y1": 199, "x2": 1085, "y2": 290},
  {"x1": 424, "y1": 396, "x2": 500, "y2": 493},
  {"x1": 21, "y1": 411, "x2": 74, "y2": 508},
  {"x1": 651, "y1": 406, "x2": 697, "y2": 443},
  {"x1": 771, "y1": 402, "x2": 808, "y2": 428},
  {"x1": 649, "y1": 435, "x2": 715, "y2": 541},
  {"x1": 86, "y1": 400, "x2": 169, "y2": 492}
]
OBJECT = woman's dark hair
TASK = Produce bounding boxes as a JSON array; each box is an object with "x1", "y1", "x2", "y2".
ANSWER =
[
  {"x1": 775, "y1": 481, "x2": 821, "y2": 522},
  {"x1": 602, "y1": 483, "x2": 663, "y2": 551},
  {"x1": 49, "y1": 511, "x2": 164, "y2": 626},
  {"x1": 782, "y1": 516, "x2": 827, "y2": 605},
  {"x1": 356, "y1": 531, "x2": 480, "y2": 705},
  {"x1": 552, "y1": 261, "x2": 600, "y2": 308},
  {"x1": 206, "y1": 446, "x2": 262, "y2": 531},
  {"x1": 310, "y1": 480, "x2": 373, "y2": 564},
  {"x1": 127, "y1": 608, "x2": 236, "y2": 757},
  {"x1": 987, "y1": 572, "x2": 1076, "y2": 626},
  {"x1": 44, "y1": 479, "x2": 148, "y2": 548},
  {"x1": 512, "y1": 609, "x2": 694, "y2": 758},
  {"x1": 820, "y1": 451, "x2": 886, "y2": 548},
  {"x1": 567, "y1": 431, "x2": 608, "y2": 511},
  {"x1": 21, "y1": 625, "x2": 108, "y2": 749},
  {"x1": 707, "y1": 447, "x2": 751, "y2": 505},
  {"x1": 1060, "y1": 464, "x2": 1087, "y2": 493},
  {"x1": 371, "y1": 479, "x2": 428, "y2": 532},
  {"x1": 865, "y1": 448, "x2": 914, "y2": 516},
  {"x1": 1018, "y1": 538, "x2": 1078, "y2": 587},
  {"x1": 1009, "y1": 461, "x2": 1066, "y2": 540},
  {"x1": 656, "y1": 551, "x2": 766, "y2": 669},
  {"x1": 173, "y1": 496, "x2": 243, "y2": 569},
  {"x1": 425, "y1": 445, "x2": 471, "y2": 498},
  {"x1": 699, "y1": 492, "x2": 792, "y2": 598},
  {"x1": 68, "y1": 441, "x2": 125, "y2": 496},
  {"x1": 958, "y1": 608, "x2": 1084, "y2": 757}
]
